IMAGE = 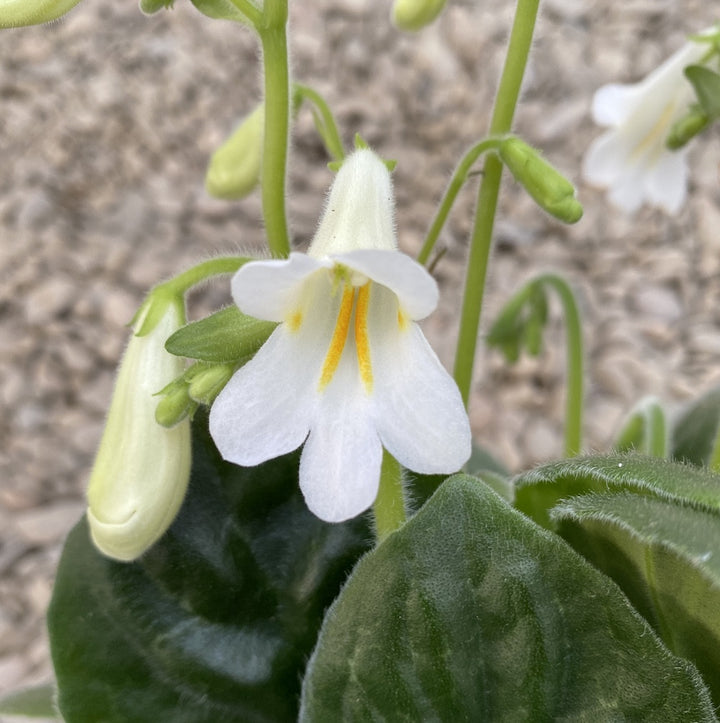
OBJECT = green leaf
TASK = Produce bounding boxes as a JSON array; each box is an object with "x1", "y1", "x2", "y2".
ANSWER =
[
  {"x1": 300, "y1": 475, "x2": 715, "y2": 720},
  {"x1": 671, "y1": 386, "x2": 720, "y2": 466},
  {"x1": 685, "y1": 65, "x2": 720, "y2": 119},
  {"x1": 514, "y1": 453, "x2": 720, "y2": 530},
  {"x1": 48, "y1": 412, "x2": 370, "y2": 723},
  {"x1": 165, "y1": 306, "x2": 277, "y2": 363},
  {"x1": 0, "y1": 684, "x2": 58, "y2": 718},
  {"x1": 552, "y1": 491, "x2": 720, "y2": 707}
]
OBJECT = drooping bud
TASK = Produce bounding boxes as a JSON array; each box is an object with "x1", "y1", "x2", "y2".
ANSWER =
[
  {"x1": 139, "y1": 0, "x2": 175, "y2": 14},
  {"x1": 205, "y1": 104, "x2": 264, "y2": 200},
  {"x1": 0, "y1": 0, "x2": 83, "y2": 27},
  {"x1": 391, "y1": 0, "x2": 447, "y2": 32},
  {"x1": 499, "y1": 137, "x2": 583, "y2": 224},
  {"x1": 86, "y1": 295, "x2": 191, "y2": 562}
]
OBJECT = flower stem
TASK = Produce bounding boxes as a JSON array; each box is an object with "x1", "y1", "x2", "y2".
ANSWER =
[
  {"x1": 453, "y1": 0, "x2": 540, "y2": 406},
  {"x1": 160, "y1": 257, "x2": 252, "y2": 297},
  {"x1": 536, "y1": 273, "x2": 584, "y2": 458},
  {"x1": 373, "y1": 451, "x2": 406, "y2": 543},
  {"x1": 259, "y1": 0, "x2": 291, "y2": 258},
  {"x1": 294, "y1": 83, "x2": 346, "y2": 162},
  {"x1": 417, "y1": 137, "x2": 503, "y2": 266},
  {"x1": 709, "y1": 423, "x2": 720, "y2": 472}
]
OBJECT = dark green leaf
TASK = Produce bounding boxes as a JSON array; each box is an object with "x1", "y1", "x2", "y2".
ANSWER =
[
  {"x1": 300, "y1": 475, "x2": 715, "y2": 721},
  {"x1": 553, "y1": 491, "x2": 720, "y2": 707},
  {"x1": 0, "y1": 684, "x2": 58, "y2": 718},
  {"x1": 514, "y1": 453, "x2": 720, "y2": 529},
  {"x1": 671, "y1": 386, "x2": 720, "y2": 466},
  {"x1": 165, "y1": 306, "x2": 277, "y2": 363},
  {"x1": 48, "y1": 411, "x2": 370, "y2": 723}
]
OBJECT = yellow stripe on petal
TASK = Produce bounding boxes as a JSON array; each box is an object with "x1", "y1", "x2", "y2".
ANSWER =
[
  {"x1": 318, "y1": 284, "x2": 355, "y2": 391},
  {"x1": 355, "y1": 283, "x2": 373, "y2": 394}
]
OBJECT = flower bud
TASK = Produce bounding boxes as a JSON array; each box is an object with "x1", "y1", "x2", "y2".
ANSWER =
[
  {"x1": 86, "y1": 297, "x2": 191, "y2": 562},
  {"x1": 139, "y1": 0, "x2": 174, "y2": 14},
  {"x1": 205, "y1": 104, "x2": 264, "y2": 200},
  {"x1": 186, "y1": 362, "x2": 235, "y2": 405},
  {"x1": 666, "y1": 108, "x2": 710, "y2": 150},
  {"x1": 391, "y1": 0, "x2": 447, "y2": 32},
  {"x1": 0, "y1": 0, "x2": 83, "y2": 27},
  {"x1": 499, "y1": 137, "x2": 583, "y2": 223}
]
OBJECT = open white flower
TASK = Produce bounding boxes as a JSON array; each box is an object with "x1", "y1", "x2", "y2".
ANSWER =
[
  {"x1": 209, "y1": 149, "x2": 471, "y2": 523},
  {"x1": 582, "y1": 35, "x2": 709, "y2": 214}
]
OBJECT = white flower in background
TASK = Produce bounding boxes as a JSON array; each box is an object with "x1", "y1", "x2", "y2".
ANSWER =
[
  {"x1": 582, "y1": 35, "x2": 710, "y2": 214},
  {"x1": 87, "y1": 298, "x2": 191, "y2": 561},
  {"x1": 210, "y1": 149, "x2": 471, "y2": 523}
]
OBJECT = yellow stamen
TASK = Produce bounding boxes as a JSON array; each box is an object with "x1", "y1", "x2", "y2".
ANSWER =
[
  {"x1": 355, "y1": 283, "x2": 373, "y2": 393},
  {"x1": 318, "y1": 285, "x2": 355, "y2": 391},
  {"x1": 397, "y1": 309, "x2": 409, "y2": 331}
]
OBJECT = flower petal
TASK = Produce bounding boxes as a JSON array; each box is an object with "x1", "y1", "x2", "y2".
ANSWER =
[
  {"x1": 231, "y1": 253, "x2": 326, "y2": 322},
  {"x1": 592, "y1": 83, "x2": 643, "y2": 127},
  {"x1": 300, "y1": 354, "x2": 383, "y2": 523},
  {"x1": 336, "y1": 249, "x2": 439, "y2": 320},
  {"x1": 209, "y1": 325, "x2": 319, "y2": 466},
  {"x1": 582, "y1": 130, "x2": 636, "y2": 186},
  {"x1": 308, "y1": 149, "x2": 397, "y2": 258},
  {"x1": 367, "y1": 286, "x2": 471, "y2": 473},
  {"x1": 644, "y1": 146, "x2": 689, "y2": 215}
]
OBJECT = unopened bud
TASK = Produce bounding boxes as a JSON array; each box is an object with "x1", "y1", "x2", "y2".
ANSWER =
[
  {"x1": 0, "y1": 0, "x2": 83, "y2": 27},
  {"x1": 499, "y1": 137, "x2": 583, "y2": 224},
  {"x1": 139, "y1": 0, "x2": 175, "y2": 14},
  {"x1": 391, "y1": 0, "x2": 447, "y2": 32},
  {"x1": 206, "y1": 104, "x2": 264, "y2": 200},
  {"x1": 666, "y1": 108, "x2": 710, "y2": 149},
  {"x1": 186, "y1": 362, "x2": 235, "y2": 405},
  {"x1": 87, "y1": 297, "x2": 192, "y2": 562}
]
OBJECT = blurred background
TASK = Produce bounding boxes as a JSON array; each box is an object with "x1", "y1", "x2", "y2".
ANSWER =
[{"x1": 1, "y1": 0, "x2": 718, "y2": 701}]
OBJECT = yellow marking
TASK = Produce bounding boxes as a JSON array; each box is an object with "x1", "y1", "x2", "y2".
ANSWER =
[
  {"x1": 630, "y1": 101, "x2": 676, "y2": 163},
  {"x1": 354, "y1": 283, "x2": 373, "y2": 393},
  {"x1": 397, "y1": 309, "x2": 409, "y2": 331},
  {"x1": 318, "y1": 285, "x2": 355, "y2": 391},
  {"x1": 287, "y1": 310, "x2": 303, "y2": 332}
]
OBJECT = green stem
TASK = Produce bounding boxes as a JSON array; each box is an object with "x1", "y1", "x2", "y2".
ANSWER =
[
  {"x1": 294, "y1": 83, "x2": 346, "y2": 162},
  {"x1": 373, "y1": 451, "x2": 406, "y2": 543},
  {"x1": 709, "y1": 422, "x2": 720, "y2": 472},
  {"x1": 453, "y1": 0, "x2": 540, "y2": 406},
  {"x1": 417, "y1": 138, "x2": 503, "y2": 266},
  {"x1": 536, "y1": 273, "x2": 583, "y2": 458},
  {"x1": 259, "y1": 1, "x2": 291, "y2": 258},
  {"x1": 160, "y1": 256, "x2": 251, "y2": 297}
]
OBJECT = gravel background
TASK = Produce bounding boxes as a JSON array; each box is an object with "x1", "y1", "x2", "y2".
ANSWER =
[{"x1": 1, "y1": 0, "x2": 719, "y2": 707}]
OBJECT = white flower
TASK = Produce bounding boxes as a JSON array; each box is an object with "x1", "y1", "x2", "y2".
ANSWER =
[
  {"x1": 87, "y1": 299, "x2": 191, "y2": 561},
  {"x1": 582, "y1": 35, "x2": 709, "y2": 214},
  {"x1": 209, "y1": 149, "x2": 471, "y2": 523}
]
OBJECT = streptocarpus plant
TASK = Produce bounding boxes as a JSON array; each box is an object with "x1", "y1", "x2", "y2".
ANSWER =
[{"x1": 2, "y1": 2, "x2": 720, "y2": 721}]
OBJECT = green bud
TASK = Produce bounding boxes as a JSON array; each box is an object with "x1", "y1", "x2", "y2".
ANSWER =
[
  {"x1": 190, "y1": 0, "x2": 250, "y2": 24},
  {"x1": 139, "y1": 0, "x2": 174, "y2": 14},
  {"x1": 0, "y1": 0, "x2": 83, "y2": 27},
  {"x1": 186, "y1": 362, "x2": 235, "y2": 405},
  {"x1": 499, "y1": 137, "x2": 583, "y2": 224},
  {"x1": 155, "y1": 377, "x2": 197, "y2": 428},
  {"x1": 87, "y1": 299, "x2": 192, "y2": 562},
  {"x1": 666, "y1": 108, "x2": 710, "y2": 149},
  {"x1": 205, "y1": 104, "x2": 264, "y2": 200},
  {"x1": 391, "y1": 0, "x2": 447, "y2": 32}
]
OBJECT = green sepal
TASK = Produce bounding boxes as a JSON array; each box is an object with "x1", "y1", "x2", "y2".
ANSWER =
[
  {"x1": 48, "y1": 411, "x2": 371, "y2": 723},
  {"x1": 0, "y1": 684, "x2": 59, "y2": 719},
  {"x1": 685, "y1": 65, "x2": 720, "y2": 119},
  {"x1": 165, "y1": 305, "x2": 277, "y2": 363},
  {"x1": 552, "y1": 490, "x2": 720, "y2": 707},
  {"x1": 300, "y1": 475, "x2": 715, "y2": 720},
  {"x1": 154, "y1": 376, "x2": 197, "y2": 427},
  {"x1": 666, "y1": 106, "x2": 710, "y2": 149}
]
